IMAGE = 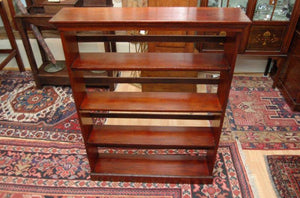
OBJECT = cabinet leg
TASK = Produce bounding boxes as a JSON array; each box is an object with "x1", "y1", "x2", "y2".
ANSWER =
[
  {"x1": 271, "y1": 57, "x2": 286, "y2": 89},
  {"x1": 264, "y1": 57, "x2": 272, "y2": 76}
]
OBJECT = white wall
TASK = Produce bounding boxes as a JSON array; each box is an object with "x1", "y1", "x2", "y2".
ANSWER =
[{"x1": 235, "y1": 55, "x2": 268, "y2": 73}]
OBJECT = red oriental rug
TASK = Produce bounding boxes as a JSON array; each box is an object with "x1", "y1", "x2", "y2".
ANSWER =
[
  {"x1": 266, "y1": 155, "x2": 300, "y2": 198},
  {"x1": 0, "y1": 139, "x2": 253, "y2": 198},
  {"x1": 226, "y1": 76, "x2": 300, "y2": 150},
  {"x1": 0, "y1": 71, "x2": 254, "y2": 197}
]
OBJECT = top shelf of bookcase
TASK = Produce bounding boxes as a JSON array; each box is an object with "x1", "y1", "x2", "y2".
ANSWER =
[{"x1": 50, "y1": 7, "x2": 251, "y2": 31}]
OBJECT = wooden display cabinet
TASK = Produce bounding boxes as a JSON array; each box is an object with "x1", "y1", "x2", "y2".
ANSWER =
[
  {"x1": 197, "y1": 0, "x2": 300, "y2": 80},
  {"x1": 50, "y1": 7, "x2": 250, "y2": 183},
  {"x1": 24, "y1": 0, "x2": 112, "y2": 8},
  {"x1": 13, "y1": 0, "x2": 115, "y2": 89},
  {"x1": 276, "y1": 19, "x2": 300, "y2": 111},
  {"x1": 200, "y1": 0, "x2": 300, "y2": 55},
  {"x1": 82, "y1": 0, "x2": 113, "y2": 7},
  {"x1": 43, "y1": 0, "x2": 83, "y2": 14}
]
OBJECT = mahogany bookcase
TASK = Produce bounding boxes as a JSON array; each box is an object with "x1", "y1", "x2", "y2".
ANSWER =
[{"x1": 50, "y1": 7, "x2": 250, "y2": 183}]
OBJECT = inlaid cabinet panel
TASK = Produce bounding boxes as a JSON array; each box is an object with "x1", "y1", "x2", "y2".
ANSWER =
[
  {"x1": 247, "y1": 25, "x2": 287, "y2": 51},
  {"x1": 200, "y1": 0, "x2": 300, "y2": 54}
]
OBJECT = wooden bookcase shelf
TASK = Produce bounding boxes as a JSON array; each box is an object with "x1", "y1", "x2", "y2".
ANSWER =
[
  {"x1": 50, "y1": 7, "x2": 250, "y2": 183},
  {"x1": 72, "y1": 52, "x2": 230, "y2": 71}
]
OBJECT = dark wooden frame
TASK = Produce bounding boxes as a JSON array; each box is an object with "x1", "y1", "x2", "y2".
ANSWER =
[
  {"x1": 276, "y1": 23, "x2": 300, "y2": 111},
  {"x1": 13, "y1": 0, "x2": 115, "y2": 89},
  {"x1": 0, "y1": 0, "x2": 24, "y2": 71}
]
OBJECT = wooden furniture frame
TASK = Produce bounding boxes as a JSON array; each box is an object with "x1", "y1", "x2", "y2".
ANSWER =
[
  {"x1": 199, "y1": 0, "x2": 300, "y2": 80},
  {"x1": 276, "y1": 19, "x2": 300, "y2": 111},
  {"x1": 13, "y1": 2, "x2": 117, "y2": 89},
  {"x1": 82, "y1": 0, "x2": 113, "y2": 7},
  {"x1": 14, "y1": 14, "x2": 57, "y2": 87},
  {"x1": 43, "y1": 0, "x2": 83, "y2": 14},
  {"x1": 0, "y1": 0, "x2": 24, "y2": 71},
  {"x1": 51, "y1": 7, "x2": 250, "y2": 183},
  {"x1": 12, "y1": 0, "x2": 114, "y2": 89},
  {"x1": 199, "y1": 0, "x2": 300, "y2": 55}
]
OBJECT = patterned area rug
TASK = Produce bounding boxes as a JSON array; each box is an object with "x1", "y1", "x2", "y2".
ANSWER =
[
  {"x1": 0, "y1": 71, "x2": 254, "y2": 197},
  {"x1": 0, "y1": 71, "x2": 104, "y2": 143},
  {"x1": 0, "y1": 139, "x2": 253, "y2": 198},
  {"x1": 266, "y1": 155, "x2": 300, "y2": 198},
  {"x1": 226, "y1": 76, "x2": 300, "y2": 149}
]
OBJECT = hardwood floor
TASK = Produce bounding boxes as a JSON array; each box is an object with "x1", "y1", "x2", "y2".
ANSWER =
[{"x1": 243, "y1": 150, "x2": 299, "y2": 198}]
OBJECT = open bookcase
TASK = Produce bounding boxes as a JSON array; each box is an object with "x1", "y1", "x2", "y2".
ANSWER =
[{"x1": 50, "y1": 7, "x2": 250, "y2": 183}]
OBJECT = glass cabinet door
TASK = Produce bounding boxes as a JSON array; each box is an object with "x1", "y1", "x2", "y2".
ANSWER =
[
  {"x1": 207, "y1": 0, "x2": 248, "y2": 12},
  {"x1": 253, "y1": 0, "x2": 296, "y2": 21}
]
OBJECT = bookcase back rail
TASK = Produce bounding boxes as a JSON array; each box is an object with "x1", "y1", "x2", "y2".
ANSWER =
[
  {"x1": 76, "y1": 34, "x2": 226, "y2": 43},
  {"x1": 83, "y1": 77, "x2": 220, "y2": 85},
  {"x1": 80, "y1": 112, "x2": 221, "y2": 120}
]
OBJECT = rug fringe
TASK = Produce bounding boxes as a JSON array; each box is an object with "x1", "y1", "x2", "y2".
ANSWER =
[{"x1": 235, "y1": 137, "x2": 260, "y2": 198}]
